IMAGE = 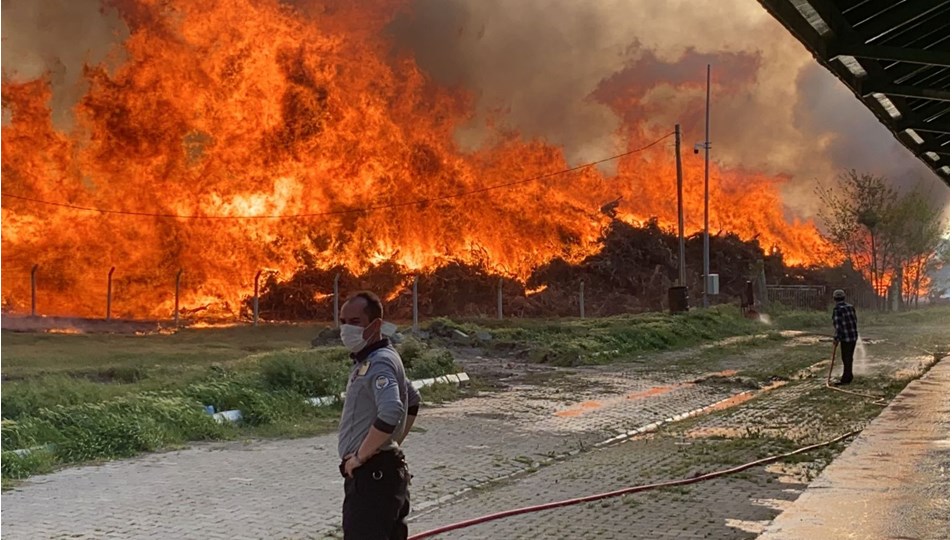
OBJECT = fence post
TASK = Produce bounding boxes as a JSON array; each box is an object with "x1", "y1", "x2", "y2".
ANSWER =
[
  {"x1": 174, "y1": 269, "x2": 183, "y2": 327},
  {"x1": 30, "y1": 264, "x2": 38, "y2": 317},
  {"x1": 497, "y1": 279, "x2": 503, "y2": 320},
  {"x1": 253, "y1": 270, "x2": 262, "y2": 327},
  {"x1": 106, "y1": 267, "x2": 116, "y2": 321},
  {"x1": 412, "y1": 275, "x2": 419, "y2": 334},
  {"x1": 333, "y1": 273, "x2": 341, "y2": 327},
  {"x1": 579, "y1": 280, "x2": 585, "y2": 319}
]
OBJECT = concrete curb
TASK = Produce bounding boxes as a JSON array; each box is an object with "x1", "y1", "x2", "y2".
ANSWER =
[{"x1": 206, "y1": 372, "x2": 470, "y2": 424}]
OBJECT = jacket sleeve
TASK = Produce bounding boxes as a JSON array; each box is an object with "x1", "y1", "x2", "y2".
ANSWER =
[
  {"x1": 365, "y1": 360, "x2": 405, "y2": 433},
  {"x1": 406, "y1": 379, "x2": 421, "y2": 416},
  {"x1": 832, "y1": 307, "x2": 844, "y2": 341}
]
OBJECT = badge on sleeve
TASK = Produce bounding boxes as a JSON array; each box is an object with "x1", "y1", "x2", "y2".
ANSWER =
[{"x1": 375, "y1": 375, "x2": 393, "y2": 390}]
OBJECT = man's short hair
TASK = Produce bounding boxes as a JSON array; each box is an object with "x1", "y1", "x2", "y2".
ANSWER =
[
  {"x1": 346, "y1": 290, "x2": 383, "y2": 321},
  {"x1": 833, "y1": 289, "x2": 846, "y2": 300}
]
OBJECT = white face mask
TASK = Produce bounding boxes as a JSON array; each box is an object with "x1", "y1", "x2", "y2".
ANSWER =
[{"x1": 340, "y1": 324, "x2": 369, "y2": 353}]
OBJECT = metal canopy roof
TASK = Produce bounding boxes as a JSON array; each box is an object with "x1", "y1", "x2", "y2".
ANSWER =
[{"x1": 758, "y1": 0, "x2": 950, "y2": 184}]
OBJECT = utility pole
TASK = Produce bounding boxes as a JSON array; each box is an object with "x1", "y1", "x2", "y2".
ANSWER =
[
  {"x1": 333, "y1": 273, "x2": 341, "y2": 327},
  {"x1": 694, "y1": 64, "x2": 712, "y2": 308},
  {"x1": 174, "y1": 269, "x2": 183, "y2": 328},
  {"x1": 675, "y1": 124, "x2": 686, "y2": 287},
  {"x1": 106, "y1": 267, "x2": 116, "y2": 321}
]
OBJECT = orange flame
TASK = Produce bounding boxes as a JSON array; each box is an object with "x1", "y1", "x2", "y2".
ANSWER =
[
  {"x1": 1, "y1": 0, "x2": 832, "y2": 319},
  {"x1": 526, "y1": 285, "x2": 549, "y2": 296}
]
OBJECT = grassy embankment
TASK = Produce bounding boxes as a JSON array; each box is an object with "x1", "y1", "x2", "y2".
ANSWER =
[{"x1": 3, "y1": 304, "x2": 946, "y2": 484}]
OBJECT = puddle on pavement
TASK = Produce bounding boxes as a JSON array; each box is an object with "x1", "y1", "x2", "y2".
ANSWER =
[
  {"x1": 725, "y1": 518, "x2": 771, "y2": 534},
  {"x1": 707, "y1": 392, "x2": 756, "y2": 411},
  {"x1": 752, "y1": 498, "x2": 795, "y2": 512},
  {"x1": 893, "y1": 367, "x2": 925, "y2": 380},
  {"x1": 685, "y1": 424, "x2": 816, "y2": 441},
  {"x1": 625, "y1": 383, "x2": 686, "y2": 401},
  {"x1": 554, "y1": 382, "x2": 693, "y2": 417},
  {"x1": 554, "y1": 400, "x2": 604, "y2": 417},
  {"x1": 765, "y1": 461, "x2": 819, "y2": 484},
  {"x1": 683, "y1": 426, "x2": 747, "y2": 439}
]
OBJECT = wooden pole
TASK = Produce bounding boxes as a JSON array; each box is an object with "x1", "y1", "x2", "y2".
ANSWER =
[
  {"x1": 174, "y1": 269, "x2": 183, "y2": 327},
  {"x1": 106, "y1": 267, "x2": 116, "y2": 320},
  {"x1": 30, "y1": 264, "x2": 38, "y2": 317}
]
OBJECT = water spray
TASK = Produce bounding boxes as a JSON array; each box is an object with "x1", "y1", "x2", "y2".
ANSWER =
[{"x1": 825, "y1": 340, "x2": 886, "y2": 406}]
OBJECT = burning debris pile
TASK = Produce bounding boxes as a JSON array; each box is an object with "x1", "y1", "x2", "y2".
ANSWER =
[
  {"x1": 250, "y1": 219, "x2": 833, "y2": 321},
  {"x1": 2, "y1": 0, "x2": 843, "y2": 321}
]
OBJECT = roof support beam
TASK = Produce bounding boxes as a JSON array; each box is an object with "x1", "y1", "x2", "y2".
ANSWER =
[
  {"x1": 910, "y1": 100, "x2": 949, "y2": 121},
  {"x1": 757, "y1": 0, "x2": 950, "y2": 184},
  {"x1": 853, "y1": 0, "x2": 948, "y2": 42},
  {"x1": 862, "y1": 80, "x2": 950, "y2": 102},
  {"x1": 834, "y1": 44, "x2": 949, "y2": 66},
  {"x1": 896, "y1": 117, "x2": 950, "y2": 134}
]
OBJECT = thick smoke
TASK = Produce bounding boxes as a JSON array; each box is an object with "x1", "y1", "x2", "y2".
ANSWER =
[
  {"x1": 389, "y1": 0, "x2": 633, "y2": 171},
  {"x1": 390, "y1": 0, "x2": 948, "y2": 217},
  {"x1": 1, "y1": 0, "x2": 128, "y2": 130}
]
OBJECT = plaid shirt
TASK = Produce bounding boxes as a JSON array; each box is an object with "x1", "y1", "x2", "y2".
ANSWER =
[{"x1": 832, "y1": 301, "x2": 858, "y2": 342}]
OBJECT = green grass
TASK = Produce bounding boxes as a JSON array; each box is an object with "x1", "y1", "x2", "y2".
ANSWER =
[
  {"x1": 1, "y1": 324, "x2": 324, "y2": 376},
  {"x1": 1, "y1": 337, "x2": 460, "y2": 420},
  {"x1": 768, "y1": 304, "x2": 950, "y2": 333},
  {"x1": 419, "y1": 382, "x2": 461, "y2": 403},
  {"x1": 423, "y1": 305, "x2": 770, "y2": 366},
  {"x1": 3, "y1": 304, "x2": 944, "y2": 484},
  {"x1": 0, "y1": 324, "x2": 333, "y2": 418},
  {"x1": 1, "y1": 347, "x2": 354, "y2": 420},
  {"x1": 0, "y1": 326, "x2": 462, "y2": 483}
]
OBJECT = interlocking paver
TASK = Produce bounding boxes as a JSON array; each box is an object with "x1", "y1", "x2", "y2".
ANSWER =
[
  {"x1": 2, "y1": 330, "x2": 941, "y2": 539},
  {"x1": 1, "y1": 360, "x2": 742, "y2": 539}
]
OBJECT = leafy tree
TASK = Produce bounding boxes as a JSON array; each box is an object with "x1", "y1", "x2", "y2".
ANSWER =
[
  {"x1": 883, "y1": 186, "x2": 946, "y2": 307},
  {"x1": 817, "y1": 170, "x2": 897, "y2": 307},
  {"x1": 926, "y1": 238, "x2": 950, "y2": 302},
  {"x1": 817, "y1": 170, "x2": 947, "y2": 309}
]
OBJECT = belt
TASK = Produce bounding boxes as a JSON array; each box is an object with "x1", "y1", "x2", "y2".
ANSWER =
[{"x1": 339, "y1": 449, "x2": 406, "y2": 478}]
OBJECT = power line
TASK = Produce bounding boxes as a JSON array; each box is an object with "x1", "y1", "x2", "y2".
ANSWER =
[{"x1": 2, "y1": 132, "x2": 674, "y2": 220}]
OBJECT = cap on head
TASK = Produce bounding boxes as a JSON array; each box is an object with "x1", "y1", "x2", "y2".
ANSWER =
[{"x1": 833, "y1": 289, "x2": 846, "y2": 301}]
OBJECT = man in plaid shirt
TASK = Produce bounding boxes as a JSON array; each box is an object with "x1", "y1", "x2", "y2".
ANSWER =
[{"x1": 832, "y1": 289, "x2": 859, "y2": 385}]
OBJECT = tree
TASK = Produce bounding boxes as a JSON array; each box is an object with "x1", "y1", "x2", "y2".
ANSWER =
[
  {"x1": 926, "y1": 237, "x2": 950, "y2": 302},
  {"x1": 817, "y1": 170, "x2": 897, "y2": 308},
  {"x1": 818, "y1": 170, "x2": 948, "y2": 309},
  {"x1": 883, "y1": 186, "x2": 946, "y2": 307}
]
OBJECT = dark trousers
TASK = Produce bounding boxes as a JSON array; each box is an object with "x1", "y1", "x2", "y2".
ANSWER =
[
  {"x1": 840, "y1": 340, "x2": 856, "y2": 382},
  {"x1": 341, "y1": 450, "x2": 410, "y2": 540}
]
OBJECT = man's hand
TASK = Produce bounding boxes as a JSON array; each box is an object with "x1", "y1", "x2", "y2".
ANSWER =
[{"x1": 343, "y1": 453, "x2": 362, "y2": 478}]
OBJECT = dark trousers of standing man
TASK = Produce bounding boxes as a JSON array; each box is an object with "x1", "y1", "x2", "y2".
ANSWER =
[
  {"x1": 839, "y1": 340, "x2": 856, "y2": 383},
  {"x1": 341, "y1": 450, "x2": 410, "y2": 540}
]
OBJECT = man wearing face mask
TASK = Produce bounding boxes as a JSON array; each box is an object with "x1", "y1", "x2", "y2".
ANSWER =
[{"x1": 337, "y1": 291, "x2": 421, "y2": 540}]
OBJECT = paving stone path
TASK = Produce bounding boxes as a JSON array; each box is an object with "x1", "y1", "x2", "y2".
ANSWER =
[{"x1": 2, "y1": 330, "x2": 940, "y2": 539}]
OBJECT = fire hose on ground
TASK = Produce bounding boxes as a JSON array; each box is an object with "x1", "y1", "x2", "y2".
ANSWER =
[
  {"x1": 410, "y1": 340, "x2": 927, "y2": 539},
  {"x1": 825, "y1": 341, "x2": 887, "y2": 406},
  {"x1": 408, "y1": 430, "x2": 860, "y2": 539}
]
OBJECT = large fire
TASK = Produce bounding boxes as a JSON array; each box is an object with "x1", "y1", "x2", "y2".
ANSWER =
[{"x1": 1, "y1": 0, "x2": 832, "y2": 319}]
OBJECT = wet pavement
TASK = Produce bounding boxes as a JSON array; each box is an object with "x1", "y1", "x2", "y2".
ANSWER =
[
  {"x1": 0, "y1": 356, "x2": 751, "y2": 539},
  {"x1": 1, "y1": 327, "x2": 946, "y2": 539},
  {"x1": 757, "y1": 355, "x2": 950, "y2": 540}
]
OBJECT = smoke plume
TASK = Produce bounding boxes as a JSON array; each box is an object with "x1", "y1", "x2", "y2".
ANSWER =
[
  {"x1": 1, "y1": 0, "x2": 128, "y2": 130},
  {"x1": 390, "y1": 0, "x2": 948, "y2": 216}
]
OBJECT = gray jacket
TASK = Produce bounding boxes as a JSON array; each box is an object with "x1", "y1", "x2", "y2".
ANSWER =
[{"x1": 338, "y1": 341, "x2": 421, "y2": 459}]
